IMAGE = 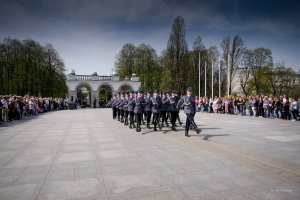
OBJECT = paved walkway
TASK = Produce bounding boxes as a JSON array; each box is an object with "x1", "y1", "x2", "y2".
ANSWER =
[{"x1": 0, "y1": 109, "x2": 299, "y2": 200}]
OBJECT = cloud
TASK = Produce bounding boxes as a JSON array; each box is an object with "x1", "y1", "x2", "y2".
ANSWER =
[{"x1": 0, "y1": 0, "x2": 299, "y2": 73}]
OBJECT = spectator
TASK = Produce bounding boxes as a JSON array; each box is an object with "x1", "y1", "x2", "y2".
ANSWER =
[{"x1": 291, "y1": 98, "x2": 299, "y2": 121}]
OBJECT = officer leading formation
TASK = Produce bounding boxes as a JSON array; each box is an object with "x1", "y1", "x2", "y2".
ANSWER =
[{"x1": 106, "y1": 87, "x2": 201, "y2": 137}]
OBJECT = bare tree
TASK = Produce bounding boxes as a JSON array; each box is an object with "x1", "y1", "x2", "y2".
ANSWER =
[
  {"x1": 220, "y1": 35, "x2": 246, "y2": 94},
  {"x1": 191, "y1": 36, "x2": 206, "y2": 96}
]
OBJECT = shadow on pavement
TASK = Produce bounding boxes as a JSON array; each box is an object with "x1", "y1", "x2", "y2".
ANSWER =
[{"x1": 200, "y1": 133, "x2": 230, "y2": 141}]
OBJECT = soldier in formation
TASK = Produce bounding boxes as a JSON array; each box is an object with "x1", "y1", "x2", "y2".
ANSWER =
[{"x1": 107, "y1": 87, "x2": 202, "y2": 137}]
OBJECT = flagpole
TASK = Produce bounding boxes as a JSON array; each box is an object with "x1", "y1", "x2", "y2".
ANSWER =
[
  {"x1": 219, "y1": 56, "x2": 221, "y2": 98},
  {"x1": 227, "y1": 53, "x2": 230, "y2": 97},
  {"x1": 205, "y1": 61, "x2": 207, "y2": 98},
  {"x1": 198, "y1": 51, "x2": 201, "y2": 98},
  {"x1": 211, "y1": 59, "x2": 214, "y2": 98}
]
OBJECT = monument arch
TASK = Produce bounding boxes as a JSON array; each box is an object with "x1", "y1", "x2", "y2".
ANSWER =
[{"x1": 66, "y1": 70, "x2": 141, "y2": 107}]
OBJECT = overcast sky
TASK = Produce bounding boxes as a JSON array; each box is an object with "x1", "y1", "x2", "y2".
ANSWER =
[{"x1": 1, "y1": 0, "x2": 299, "y2": 75}]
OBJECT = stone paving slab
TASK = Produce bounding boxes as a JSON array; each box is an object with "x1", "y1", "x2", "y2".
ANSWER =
[{"x1": 0, "y1": 109, "x2": 299, "y2": 200}]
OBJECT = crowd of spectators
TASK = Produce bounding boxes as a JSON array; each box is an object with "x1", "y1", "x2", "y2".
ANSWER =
[
  {"x1": 0, "y1": 95, "x2": 69, "y2": 124},
  {"x1": 196, "y1": 95, "x2": 299, "y2": 121}
]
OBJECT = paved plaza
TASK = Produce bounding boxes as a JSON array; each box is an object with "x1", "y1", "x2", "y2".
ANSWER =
[{"x1": 0, "y1": 109, "x2": 299, "y2": 200}]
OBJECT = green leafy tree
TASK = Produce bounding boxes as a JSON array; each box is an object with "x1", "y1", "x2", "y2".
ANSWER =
[
  {"x1": 115, "y1": 43, "x2": 136, "y2": 79},
  {"x1": 0, "y1": 37, "x2": 67, "y2": 97},
  {"x1": 133, "y1": 44, "x2": 160, "y2": 90},
  {"x1": 245, "y1": 47, "x2": 273, "y2": 95},
  {"x1": 161, "y1": 16, "x2": 188, "y2": 92}
]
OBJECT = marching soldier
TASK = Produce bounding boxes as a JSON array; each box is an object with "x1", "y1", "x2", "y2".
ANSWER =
[
  {"x1": 161, "y1": 92, "x2": 169, "y2": 127},
  {"x1": 127, "y1": 91, "x2": 136, "y2": 129},
  {"x1": 134, "y1": 90, "x2": 145, "y2": 132},
  {"x1": 166, "y1": 92, "x2": 172, "y2": 124},
  {"x1": 106, "y1": 93, "x2": 117, "y2": 119},
  {"x1": 151, "y1": 90, "x2": 162, "y2": 131},
  {"x1": 123, "y1": 92, "x2": 129, "y2": 125},
  {"x1": 118, "y1": 93, "x2": 125, "y2": 123},
  {"x1": 175, "y1": 91, "x2": 183, "y2": 125},
  {"x1": 168, "y1": 91, "x2": 179, "y2": 130},
  {"x1": 177, "y1": 87, "x2": 201, "y2": 137},
  {"x1": 116, "y1": 93, "x2": 121, "y2": 121},
  {"x1": 144, "y1": 91, "x2": 152, "y2": 129}
]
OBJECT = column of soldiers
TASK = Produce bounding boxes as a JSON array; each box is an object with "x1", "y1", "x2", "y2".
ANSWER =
[{"x1": 106, "y1": 87, "x2": 201, "y2": 137}]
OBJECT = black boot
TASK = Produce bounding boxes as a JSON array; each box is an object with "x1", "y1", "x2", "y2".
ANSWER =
[
  {"x1": 129, "y1": 124, "x2": 132, "y2": 129},
  {"x1": 185, "y1": 131, "x2": 190, "y2": 137},
  {"x1": 166, "y1": 121, "x2": 169, "y2": 127},
  {"x1": 191, "y1": 121, "x2": 201, "y2": 134},
  {"x1": 154, "y1": 124, "x2": 157, "y2": 131},
  {"x1": 179, "y1": 120, "x2": 183, "y2": 125},
  {"x1": 158, "y1": 124, "x2": 162, "y2": 130},
  {"x1": 147, "y1": 124, "x2": 151, "y2": 129},
  {"x1": 171, "y1": 124, "x2": 176, "y2": 131},
  {"x1": 136, "y1": 126, "x2": 141, "y2": 132},
  {"x1": 133, "y1": 124, "x2": 136, "y2": 128}
]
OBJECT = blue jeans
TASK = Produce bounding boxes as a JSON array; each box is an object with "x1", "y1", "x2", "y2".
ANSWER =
[
  {"x1": 240, "y1": 105, "x2": 246, "y2": 115},
  {"x1": 249, "y1": 105, "x2": 253, "y2": 116},
  {"x1": 268, "y1": 107, "x2": 274, "y2": 118},
  {"x1": 234, "y1": 106, "x2": 238, "y2": 114}
]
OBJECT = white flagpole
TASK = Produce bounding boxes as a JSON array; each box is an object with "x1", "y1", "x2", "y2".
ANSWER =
[
  {"x1": 219, "y1": 56, "x2": 221, "y2": 98},
  {"x1": 205, "y1": 61, "x2": 207, "y2": 98},
  {"x1": 198, "y1": 51, "x2": 201, "y2": 98},
  {"x1": 212, "y1": 59, "x2": 214, "y2": 98},
  {"x1": 227, "y1": 53, "x2": 230, "y2": 97}
]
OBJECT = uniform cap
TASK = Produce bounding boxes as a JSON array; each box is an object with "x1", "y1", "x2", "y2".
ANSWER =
[{"x1": 186, "y1": 87, "x2": 192, "y2": 91}]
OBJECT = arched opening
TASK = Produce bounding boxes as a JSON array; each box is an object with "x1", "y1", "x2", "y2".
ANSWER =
[
  {"x1": 98, "y1": 85, "x2": 113, "y2": 107},
  {"x1": 76, "y1": 83, "x2": 92, "y2": 108},
  {"x1": 118, "y1": 84, "x2": 133, "y2": 92}
]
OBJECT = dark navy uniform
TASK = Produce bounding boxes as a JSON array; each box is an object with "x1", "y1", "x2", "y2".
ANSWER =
[
  {"x1": 168, "y1": 91, "x2": 179, "y2": 130},
  {"x1": 118, "y1": 93, "x2": 125, "y2": 123},
  {"x1": 106, "y1": 94, "x2": 117, "y2": 119},
  {"x1": 144, "y1": 92, "x2": 152, "y2": 128},
  {"x1": 116, "y1": 93, "x2": 122, "y2": 121},
  {"x1": 134, "y1": 91, "x2": 145, "y2": 132},
  {"x1": 151, "y1": 90, "x2": 162, "y2": 131},
  {"x1": 177, "y1": 87, "x2": 201, "y2": 137},
  {"x1": 161, "y1": 92, "x2": 169, "y2": 127},
  {"x1": 123, "y1": 93, "x2": 129, "y2": 125},
  {"x1": 127, "y1": 91, "x2": 136, "y2": 129},
  {"x1": 175, "y1": 91, "x2": 183, "y2": 125}
]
